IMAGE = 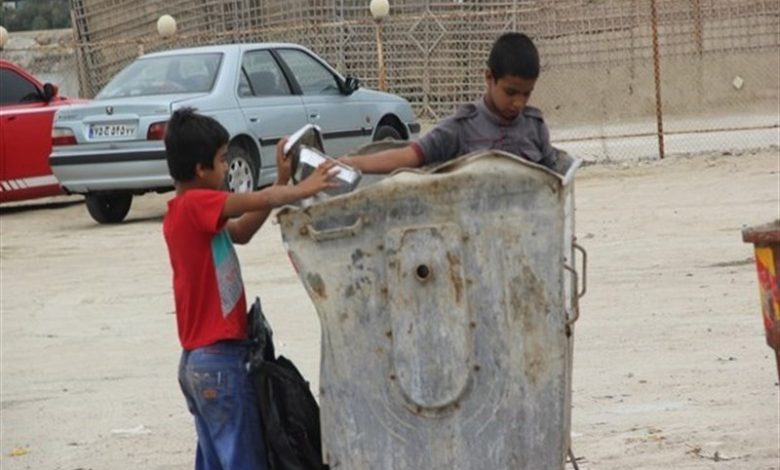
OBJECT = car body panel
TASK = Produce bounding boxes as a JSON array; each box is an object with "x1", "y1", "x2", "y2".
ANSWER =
[
  {"x1": 237, "y1": 95, "x2": 308, "y2": 172},
  {"x1": 0, "y1": 60, "x2": 85, "y2": 203},
  {"x1": 50, "y1": 43, "x2": 419, "y2": 195},
  {"x1": 49, "y1": 147, "x2": 168, "y2": 193}
]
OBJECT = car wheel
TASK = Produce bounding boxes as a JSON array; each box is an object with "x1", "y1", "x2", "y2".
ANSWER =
[
  {"x1": 226, "y1": 145, "x2": 257, "y2": 193},
  {"x1": 373, "y1": 124, "x2": 403, "y2": 142},
  {"x1": 85, "y1": 193, "x2": 133, "y2": 224}
]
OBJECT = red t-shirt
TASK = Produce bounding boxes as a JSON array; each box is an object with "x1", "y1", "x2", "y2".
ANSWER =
[{"x1": 163, "y1": 189, "x2": 247, "y2": 350}]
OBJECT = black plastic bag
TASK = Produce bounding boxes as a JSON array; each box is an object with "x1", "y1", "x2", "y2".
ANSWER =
[{"x1": 247, "y1": 297, "x2": 328, "y2": 470}]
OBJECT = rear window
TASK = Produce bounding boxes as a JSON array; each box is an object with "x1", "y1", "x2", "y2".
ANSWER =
[{"x1": 97, "y1": 53, "x2": 223, "y2": 99}]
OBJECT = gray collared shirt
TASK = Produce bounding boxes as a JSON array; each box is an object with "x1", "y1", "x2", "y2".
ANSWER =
[{"x1": 414, "y1": 98, "x2": 557, "y2": 169}]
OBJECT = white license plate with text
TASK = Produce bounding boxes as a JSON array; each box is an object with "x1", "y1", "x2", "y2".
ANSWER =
[{"x1": 89, "y1": 123, "x2": 137, "y2": 139}]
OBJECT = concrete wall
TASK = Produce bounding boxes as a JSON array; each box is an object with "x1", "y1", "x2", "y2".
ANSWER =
[{"x1": 535, "y1": 50, "x2": 779, "y2": 129}]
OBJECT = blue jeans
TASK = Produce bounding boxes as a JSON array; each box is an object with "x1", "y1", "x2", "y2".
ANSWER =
[{"x1": 179, "y1": 340, "x2": 268, "y2": 470}]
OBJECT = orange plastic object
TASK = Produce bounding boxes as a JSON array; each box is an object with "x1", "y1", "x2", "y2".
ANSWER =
[{"x1": 742, "y1": 220, "x2": 780, "y2": 380}]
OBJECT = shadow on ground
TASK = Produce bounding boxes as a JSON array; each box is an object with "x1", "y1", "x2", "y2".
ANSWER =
[{"x1": 0, "y1": 198, "x2": 84, "y2": 215}]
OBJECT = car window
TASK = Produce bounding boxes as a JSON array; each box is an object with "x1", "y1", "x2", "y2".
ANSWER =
[
  {"x1": 96, "y1": 53, "x2": 222, "y2": 99},
  {"x1": 239, "y1": 50, "x2": 290, "y2": 97},
  {"x1": 276, "y1": 49, "x2": 341, "y2": 96},
  {"x1": 0, "y1": 69, "x2": 41, "y2": 105}
]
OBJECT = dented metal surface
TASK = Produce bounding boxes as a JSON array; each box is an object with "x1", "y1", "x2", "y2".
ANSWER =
[{"x1": 278, "y1": 148, "x2": 582, "y2": 470}]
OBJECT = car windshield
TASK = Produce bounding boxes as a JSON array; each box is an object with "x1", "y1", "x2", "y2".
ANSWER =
[{"x1": 96, "y1": 53, "x2": 222, "y2": 99}]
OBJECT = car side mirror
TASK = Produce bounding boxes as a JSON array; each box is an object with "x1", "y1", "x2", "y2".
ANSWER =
[
  {"x1": 42, "y1": 83, "x2": 59, "y2": 102},
  {"x1": 342, "y1": 75, "x2": 360, "y2": 96}
]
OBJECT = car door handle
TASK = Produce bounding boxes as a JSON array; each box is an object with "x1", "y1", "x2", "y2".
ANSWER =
[
  {"x1": 309, "y1": 113, "x2": 320, "y2": 120},
  {"x1": 249, "y1": 117, "x2": 259, "y2": 123}
]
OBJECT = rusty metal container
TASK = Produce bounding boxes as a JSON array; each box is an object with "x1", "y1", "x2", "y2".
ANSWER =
[
  {"x1": 742, "y1": 220, "x2": 780, "y2": 380},
  {"x1": 278, "y1": 149, "x2": 584, "y2": 469}
]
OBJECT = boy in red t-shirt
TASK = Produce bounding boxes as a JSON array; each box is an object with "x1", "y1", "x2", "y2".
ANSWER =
[{"x1": 162, "y1": 108, "x2": 337, "y2": 469}]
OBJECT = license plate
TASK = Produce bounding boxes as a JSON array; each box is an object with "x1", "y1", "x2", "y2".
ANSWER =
[{"x1": 89, "y1": 123, "x2": 136, "y2": 139}]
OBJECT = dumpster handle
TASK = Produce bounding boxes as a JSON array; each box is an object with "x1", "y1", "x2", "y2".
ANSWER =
[
  {"x1": 306, "y1": 216, "x2": 364, "y2": 242},
  {"x1": 564, "y1": 243, "x2": 587, "y2": 326},
  {"x1": 563, "y1": 264, "x2": 580, "y2": 326},
  {"x1": 574, "y1": 242, "x2": 587, "y2": 299}
]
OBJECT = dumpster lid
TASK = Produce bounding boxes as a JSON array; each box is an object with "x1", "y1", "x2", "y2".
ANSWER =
[
  {"x1": 413, "y1": 149, "x2": 581, "y2": 186},
  {"x1": 742, "y1": 220, "x2": 780, "y2": 244},
  {"x1": 278, "y1": 148, "x2": 582, "y2": 218}
]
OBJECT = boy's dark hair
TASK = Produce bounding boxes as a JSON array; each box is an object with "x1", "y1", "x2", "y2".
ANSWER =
[
  {"x1": 164, "y1": 107, "x2": 229, "y2": 182},
  {"x1": 487, "y1": 32, "x2": 540, "y2": 80}
]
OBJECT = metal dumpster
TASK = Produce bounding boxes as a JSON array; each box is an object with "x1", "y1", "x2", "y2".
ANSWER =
[
  {"x1": 278, "y1": 149, "x2": 584, "y2": 469},
  {"x1": 742, "y1": 221, "x2": 780, "y2": 381}
]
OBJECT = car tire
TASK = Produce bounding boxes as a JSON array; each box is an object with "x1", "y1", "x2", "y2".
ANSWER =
[
  {"x1": 373, "y1": 124, "x2": 403, "y2": 142},
  {"x1": 226, "y1": 145, "x2": 257, "y2": 193},
  {"x1": 85, "y1": 193, "x2": 133, "y2": 224}
]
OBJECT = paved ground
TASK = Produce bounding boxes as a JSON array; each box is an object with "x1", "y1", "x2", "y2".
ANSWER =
[{"x1": 1, "y1": 149, "x2": 778, "y2": 469}]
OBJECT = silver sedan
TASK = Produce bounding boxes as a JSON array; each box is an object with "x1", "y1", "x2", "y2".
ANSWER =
[{"x1": 50, "y1": 43, "x2": 419, "y2": 223}]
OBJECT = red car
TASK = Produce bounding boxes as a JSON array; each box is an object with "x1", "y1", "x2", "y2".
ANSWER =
[{"x1": 0, "y1": 60, "x2": 84, "y2": 203}]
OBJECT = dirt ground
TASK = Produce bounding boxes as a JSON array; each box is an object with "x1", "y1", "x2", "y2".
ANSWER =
[{"x1": 1, "y1": 149, "x2": 779, "y2": 470}]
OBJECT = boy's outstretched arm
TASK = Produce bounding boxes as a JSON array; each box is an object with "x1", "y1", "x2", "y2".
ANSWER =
[
  {"x1": 225, "y1": 139, "x2": 338, "y2": 244},
  {"x1": 340, "y1": 145, "x2": 422, "y2": 174}
]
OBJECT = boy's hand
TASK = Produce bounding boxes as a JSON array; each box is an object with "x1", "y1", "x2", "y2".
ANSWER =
[
  {"x1": 275, "y1": 137, "x2": 292, "y2": 185},
  {"x1": 297, "y1": 160, "x2": 341, "y2": 197}
]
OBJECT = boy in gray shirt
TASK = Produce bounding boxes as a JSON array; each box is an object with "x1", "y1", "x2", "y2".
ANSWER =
[{"x1": 341, "y1": 32, "x2": 557, "y2": 173}]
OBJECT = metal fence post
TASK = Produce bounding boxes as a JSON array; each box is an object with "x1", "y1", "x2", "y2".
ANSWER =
[
  {"x1": 374, "y1": 19, "x2": 387, "y2": 91},
  {"x1": 650, "y1": 0, "x2": 666, "y2": 160},
  {"x1": 692, "y1": 0, "x2": 704, "y2": 55}
]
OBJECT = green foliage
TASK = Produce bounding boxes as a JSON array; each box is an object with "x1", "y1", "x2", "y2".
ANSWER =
[{"x1": 0, "y1": 0, "x2": 72, "y2": 32}]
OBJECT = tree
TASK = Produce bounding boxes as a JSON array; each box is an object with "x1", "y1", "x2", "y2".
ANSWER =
[{"x1": 0, "y1": 0, "x2": 72, "y2": 32}]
